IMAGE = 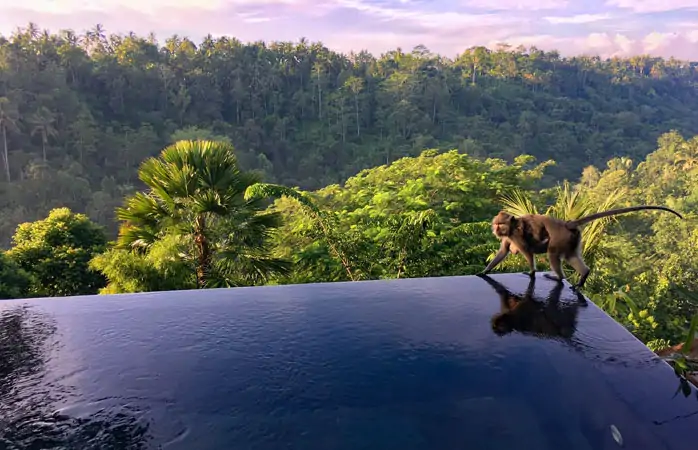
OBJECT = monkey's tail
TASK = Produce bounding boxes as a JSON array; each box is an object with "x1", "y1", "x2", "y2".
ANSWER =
[{"x1": 566, "y1": 205, "x2": 683, "y2": 229}]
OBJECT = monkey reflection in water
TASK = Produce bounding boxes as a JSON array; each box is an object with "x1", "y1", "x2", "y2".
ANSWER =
[{"x1": 478, "y1": 274, "x2": 588, "y2": 339}]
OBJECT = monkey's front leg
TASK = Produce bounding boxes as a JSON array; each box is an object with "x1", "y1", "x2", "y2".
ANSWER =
[
  {"x1": 523, "y1": 251, "x2": 536, "y2": 277},
  {"x1": 481, "y1": 241, "x2": 510, "y2": 274}
]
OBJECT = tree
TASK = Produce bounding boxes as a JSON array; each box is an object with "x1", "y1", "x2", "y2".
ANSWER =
[
  {"x1": 344, "y1": 76, "x2": 363, "y2": 136},
  {"x1": 30, "y1": 106, "x2": 57, "y2": 162},
  {"x1": 264, "y1": 149, "x2": 550, "y2": 284},
  {"x1": 0, "y1": 96, "x2": 19, "y2": 182},
  {"x1": 3, "y1": 28, "x2": 698, "y2": 244},
  {"x1": 0, "y1": 251, "x2": 32, "y2": 299},
  {"x1": 6, "y1": 207, "x2": 108, "y2": 297},
  {"x1": 113, "y1": 139, "x2": 291, "y2": 288},
  {"x1": 89, "y1": 233, "x2": 196, "y2": 294}
]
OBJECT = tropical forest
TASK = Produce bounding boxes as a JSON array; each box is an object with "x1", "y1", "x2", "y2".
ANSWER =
[{"x1": 1, "y1": 24, "x2": 698, "y2": 376}]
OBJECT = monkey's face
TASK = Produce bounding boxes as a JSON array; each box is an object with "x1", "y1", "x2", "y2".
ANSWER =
[{"x1": 491, "y1": 212, "x2": 514, "y2": 238}]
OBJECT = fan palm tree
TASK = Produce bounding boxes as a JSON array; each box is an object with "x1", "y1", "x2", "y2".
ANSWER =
[
  {"x1": 496, "y1": 180, "x2": 626, "y2": 281},
  {"x1": 115, "y1": 139, "x2": 292, "y2": 288}
]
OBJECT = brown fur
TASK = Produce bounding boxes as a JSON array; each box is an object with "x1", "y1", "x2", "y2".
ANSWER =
[{"x1": 481, "y1": 205, "x2": 683, "y2": 289}]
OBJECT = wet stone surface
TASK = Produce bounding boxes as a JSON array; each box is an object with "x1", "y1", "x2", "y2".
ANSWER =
[{"x1": 1, "y1": 273, "x2": 697, "y2": 449}]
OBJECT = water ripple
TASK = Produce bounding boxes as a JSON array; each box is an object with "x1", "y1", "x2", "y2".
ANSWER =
[{"x1": 0, "y1": 274, "x2": 696, "y2": 449}]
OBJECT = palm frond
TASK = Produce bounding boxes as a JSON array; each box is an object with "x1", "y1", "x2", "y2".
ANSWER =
[
  {"x1": 115, "y1": 224, "x2": 159, "y2": 252},
  {"x1": 219, "y1": 211, "x2": 285, "y2": 253},
  {"x1": 579, "y1": 187, "x2": 627, "y2": 258},
  {"x1": 499, "y1": 189, "x2": 538, "y2": 216},
  {"x1": 213, "y1": 250, "x2": 293, "y2": 285}
]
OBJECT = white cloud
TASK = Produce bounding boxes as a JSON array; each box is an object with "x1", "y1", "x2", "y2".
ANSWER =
[
  {"x1": 0, "y1": 0, "x2": 319, "y2": 16},
  {"x1": 495, "y1": 30, "x2": 698, "y2": 60},
  {"x1": 336, "y1": 0, "x2": 520, "y2": 33},
  {"x1": 0, "y1": 5, "x2": 264, "y2": 41},
  {"x1": 544, "y1": 13, "x2": 611, "y2": 24},
  {"x1": 325, "y1": 21, "x2": 532, "y2": 57},
  {"x1": 466, "y1": 0, "x2": 569, "y2": 10},
  {"x1": 0, "y1": 0, "x2": 228, "y2": 15},
  {"x1": 605, "y1": 0, "x2": 698, "y2": 13}
]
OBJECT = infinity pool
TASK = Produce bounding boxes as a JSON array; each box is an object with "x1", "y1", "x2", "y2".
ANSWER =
[{"x1": 1, "y1": 273, "x2": 696, "y2": 449}]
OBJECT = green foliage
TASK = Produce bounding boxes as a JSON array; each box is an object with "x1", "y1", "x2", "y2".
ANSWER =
[
  {"x1": 106, "y1": 140, "x2": 290, "y2": 290},
  {"x1": 267, "y1": 150, "x2": 537, "y2": 283},
  {"x1": 0, "y1": 251, "x2": 32, "y2": 299},
  {"x1": 89, "y1": 234, "x2": 196, "y2": 294},
  {"x1": 169, "y1": 126, "x2": 232, "y2": 145},
  {"x1": 578, "y1": 132, "x2": 698, "y2": 345},
  {"x1": 3, "y1": 26, "x2": 698, "y2": 246},
  {"x1": 6, "y1": 207, "x2": 107, "y2": 297}
]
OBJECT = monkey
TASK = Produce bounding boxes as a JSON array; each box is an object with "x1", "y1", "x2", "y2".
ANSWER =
[
  {"x1": 480, "y1": 210, "x2": 552, "y2": 277},
  {"x1": 477, "y1": 273, "x2": 587, "y2": 339},
  {"x1": 481, "y1": 205, "x2": 683, "y2": 289},
  {"x1": 482, "y1": 211, "x2": 552, "y2": 277}
]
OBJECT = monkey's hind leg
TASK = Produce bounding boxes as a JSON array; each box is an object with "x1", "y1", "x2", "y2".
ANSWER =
[
  {"x1": 543, "y1": 251, "x2": 565, "y2": 283},
  {"x1": 566, "y1": 254, "x2": 591, "y2": 290}
]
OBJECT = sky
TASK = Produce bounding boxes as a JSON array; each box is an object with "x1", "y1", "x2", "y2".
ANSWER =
[{"x1": 1, "y1": 0, "x2": 698, "y2": 59}]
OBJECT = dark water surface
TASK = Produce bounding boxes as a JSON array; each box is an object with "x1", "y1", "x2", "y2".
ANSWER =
[{"x1": 1, "y1": 274, "x2": 697, "y2": 450}]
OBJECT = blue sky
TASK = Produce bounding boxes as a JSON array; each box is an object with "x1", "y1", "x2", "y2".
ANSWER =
[{"x1": 1, "y1": 0, "x2": 698, "y2": 59}]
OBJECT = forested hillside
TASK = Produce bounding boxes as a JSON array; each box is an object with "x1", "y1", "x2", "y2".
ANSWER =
[{"x1": 3, "y1": 23, "x2": 698, "y2": 246}]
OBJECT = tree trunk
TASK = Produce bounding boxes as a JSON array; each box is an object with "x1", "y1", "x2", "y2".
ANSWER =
[
  {"x1": 194, "y1": 215, "x2": 211, "y2": 288},
  {"x1": 42, "y1": 131, "x2": 47, "y2": 162},
  {"x1": 78, "y1": 137, "x2": 84, "y2": 165},
  {"x1": 355, "y1": 93, "x2": 360, "y2": 136},
  {"x1": 2, "y1": 126, "x2": 9, "y2": 182}
]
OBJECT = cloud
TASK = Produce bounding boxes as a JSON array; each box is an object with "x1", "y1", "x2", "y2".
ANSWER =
[
  {"x1": 336, "y1": 0, "x2": 517, "y2": 30},
  {"x1": 0, "y1": 1, "x2": 323, "y2": 43},
  {"x1": 465, "y1": 0, "x2": 569, "y2": 10},
  {"x1": 544, "y1": 14, "x2": 611, "y2": 24},
  {"x1": 496, "y1": 30, "x2": 698, "y2": 60},
  {"x1": 2, "y1": 0, "x2": 230, "y2": 15},
  {"x1": 605, "y1": 0, "x2": 698, "y2": 13}
]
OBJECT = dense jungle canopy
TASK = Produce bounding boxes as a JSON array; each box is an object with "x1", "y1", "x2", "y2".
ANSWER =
[{"x1": 2, "y1": 24, "x2": 698, "y2": 244}]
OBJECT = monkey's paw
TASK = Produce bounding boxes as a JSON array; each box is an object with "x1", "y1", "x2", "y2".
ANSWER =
[{"x1": 543, "y1": 273, "x2": 563, "y2": 283}]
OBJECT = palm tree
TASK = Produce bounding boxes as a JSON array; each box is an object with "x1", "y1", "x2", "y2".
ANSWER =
[
  {"x1": 0, "y1": 96, "x2": 19, "y2": 182},
  {"x1": 114, "y1": 140, "x2": 292, "y2": 288},
  {"x1": 496, "y1": 181, "x2": 626, "y2": 282},
  {"x1": 30, "y1": 106, "x2": 57, "y2": 162}
]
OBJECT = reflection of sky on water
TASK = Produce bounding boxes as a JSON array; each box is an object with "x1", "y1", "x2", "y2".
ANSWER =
[{"x1": 1, "y1": 274, "x2": 697, "y2": 449}]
